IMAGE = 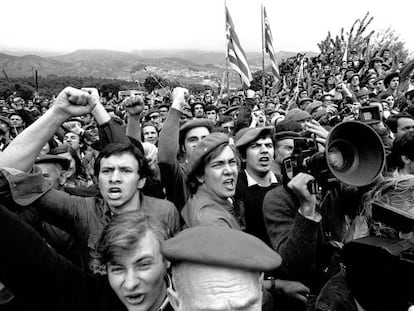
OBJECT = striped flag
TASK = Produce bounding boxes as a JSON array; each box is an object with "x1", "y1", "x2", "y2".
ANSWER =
[
  {"x1": 263, "y1": 7, "x2": 280, "y2": 82},
  {"x1": 226, "y1": 6, "x2": 252, "y2": 89}
]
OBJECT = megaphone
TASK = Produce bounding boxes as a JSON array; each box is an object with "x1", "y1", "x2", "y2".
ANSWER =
[{"x1": 325, "y1": 121, "x2": 385, "y2": 186}]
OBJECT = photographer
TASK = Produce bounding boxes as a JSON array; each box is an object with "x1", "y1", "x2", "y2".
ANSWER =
[{"x1": 263, "y1": 120, "x2": 366, "y2": 308}]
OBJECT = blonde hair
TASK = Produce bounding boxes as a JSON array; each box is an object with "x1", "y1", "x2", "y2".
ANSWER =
[{"x1": 362, "y1": 175, "x2": 414, "y2": 238}]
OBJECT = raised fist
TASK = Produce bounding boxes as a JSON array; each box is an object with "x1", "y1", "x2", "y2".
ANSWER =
[
  {"x1": 52, "y1": 87, "x2": 98, "y2": 120},
  {"x1": 123, "y1": 95, "x2": 145, "y2": 116}
]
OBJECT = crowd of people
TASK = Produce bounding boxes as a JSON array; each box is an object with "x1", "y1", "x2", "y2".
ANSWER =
[{"x1": 0, "y1": 48, "x2": 414, "y2": 311}]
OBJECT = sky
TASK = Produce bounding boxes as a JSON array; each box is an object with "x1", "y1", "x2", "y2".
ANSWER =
[{"x1": 1, "y1": 0, "x2": 413, "y2": 55}]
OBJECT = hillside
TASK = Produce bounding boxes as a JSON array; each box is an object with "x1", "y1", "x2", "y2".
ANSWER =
[{"x1": 0, "y1": 48, "x2": 318, "y2": 86}]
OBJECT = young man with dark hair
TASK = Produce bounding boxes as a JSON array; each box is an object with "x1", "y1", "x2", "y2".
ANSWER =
[
  {"x1": 386, "y1": 112, "x2": 414, "y2": 136},
  {"x1": 158, "y1": 87, "x2": 214, "y2": 210},
  {"x1": 0, "y1": 87, "x2": 180, "y2": 270},
  {"x1": 235, "y1": 127, "x2": 278, "y2": 245}
]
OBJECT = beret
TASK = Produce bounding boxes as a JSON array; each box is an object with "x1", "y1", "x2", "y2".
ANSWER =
[
  {"x1": 156, "y1": 103, "x2": 170, "y2": 110},
  {"x1": 35, "y1": 154, "x2": 70, "y2": 171},
  {"x1": 298, "y1": 97, "x2": 313, "y2": 106},
  {"x1": 161, "y1": 226, "x2": 282, "y2": 272},
  {"x1": 347, "y1": 73, "x2": 360, "y2": 83},
  {"x1": 146, "y1": 108, "x2": 160, "y2": 117},
  {"x1": 312, "y1": 82, "x2": 324, "y2": 89},
  {"x1": 235, "y1": 126, "x2": 274, "y2": 149},
  {"x1": 355, "y1": 89, "x2": 370, "y2": 98},
  {"x1": 285, "y1": 108, "x2": 311, "y2": 122},
  {"x1": 179, "y1": 118, "x2": 214, "y2": 145},
  {"x1": 274, "y1": 130, "x2": 300, "y2": 141},
  {"x1": 224, "y1": 105, "x2": 239, "y2": 115},
  {"x1": 0, "y1": 116, "x2": 11, "y2": 128},
  {"x1": 186, "y1": 132, "x2": 229, "y2": 177},
  {"x1": 305, "y1": 101, "x2": 324, "y2": 114},
  {"x1": 369, "y1": 56, "x2": 384, "y2": 64}
]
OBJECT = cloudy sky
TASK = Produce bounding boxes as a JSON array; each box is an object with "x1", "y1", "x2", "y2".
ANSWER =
[{"x1": 1, "y1": 0, "x2": 412, "y2": 54}]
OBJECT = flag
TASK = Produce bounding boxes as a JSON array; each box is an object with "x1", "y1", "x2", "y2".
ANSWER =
[
  {"x1": 263, "y1": 7, "x2": 280, "y2": 82},
  {"x1": 226, "y1": 6, "x2": 252, "y2": 89}
]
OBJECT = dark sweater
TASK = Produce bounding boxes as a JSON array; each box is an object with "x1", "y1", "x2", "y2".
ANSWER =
[{"x1": 235, "y1": 170, "x2": 277, "y2": 246}]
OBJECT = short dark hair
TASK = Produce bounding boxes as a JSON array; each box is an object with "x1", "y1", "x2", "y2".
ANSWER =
[
  {"x1": 94, "y1": 143, "x2": 151, "y2": 179},
  {"x1": 386, "y1": 113, "x2": 414, "y2": 133},
  {"x1": 205, "y1": 104, "x2": 218, "y2": 113},
  {"x1": 391, "y1": 131, "x2": 414, "y2": 167}
]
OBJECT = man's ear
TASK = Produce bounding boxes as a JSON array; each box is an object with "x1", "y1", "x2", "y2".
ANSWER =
[
  {"x1": 59, "y1": 170, "x2": 68, "y2": 186},
  {"x1": 137, "y1": 177, "x2": 146, "y2": 190},
  {"x1": 167, "y1": 287, "x2": 181, "y2": 311},
  {"x1": 196, "y1": 174, "x2": 204, "y2": 184}
]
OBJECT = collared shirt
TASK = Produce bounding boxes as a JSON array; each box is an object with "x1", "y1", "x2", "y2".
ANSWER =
[{"x1": 244, "y1": 169, "x2": 278, "y2": 187}]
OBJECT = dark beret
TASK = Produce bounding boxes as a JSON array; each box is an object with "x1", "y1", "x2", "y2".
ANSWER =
[
  {"x1": 161, "y1": 226, "x2": 282, "y2": 272},
  {"x1": 298, "y1": 97, "x2": 313, "y2": 106},
  {"x1": 285, "y1": 108, "x2": 311, "y2": 122},
  {"x1": 355, "y1": 89, "x2": 370, "y2": 98},
  {"x1": 347, "y1": 73, "x2": 360, "y2": 83},
  {"x1": 224, "y1": 106, "x2": 239, "y2": 116},
  {"x1": 235, "y1": 126, "x2": 274, "y2": 149},
  {"x1": 35, "y1": 154, "x2": 70, "y2": 171},
  {"x1": 186, "y1": 132, "x2": 229, "y2": 177},
  {"x1": 274, "y1": 130, "x2": 300, "y2": 141}
]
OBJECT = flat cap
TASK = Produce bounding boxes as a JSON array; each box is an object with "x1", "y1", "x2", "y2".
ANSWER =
[
  {"x1": 186, "y1": 132, "x2": 229, "y2": 177},
  {"x1": 179, "y1": 118, "x2": 214, "y2": 145},
  {"x1": 305, "y1": 101, "x2": 324, "y2": 114},
  {"x1": 161, "y1": 226, "x2": 282, "y2": 272},
  {"x1": 224, "y1": 105, "x2": 239, "y2": 115},
  {"x1": 274, "y1": 130, "x2": 300, "y2": 141},
  {"x1": 35, "y1": 154, "x2": 70, "y2": 171},
  {"x1": 355, "y1": 88, "x2": 370, "y2": 98},
  {"x1": 298, "y1": 97, "x2": 313, "y2": 106},
  {"x1": 235, "y1": 126, "x2": 274, "y2": 149},
  {"x1": 285, "y1": 108, "x2": 311, "y2": 122}
]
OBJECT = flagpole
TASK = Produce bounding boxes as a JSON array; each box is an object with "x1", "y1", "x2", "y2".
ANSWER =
[
  {"x1": 261, "y1": 4, "x2": 265, "y2": 97},
  {"x1": 224, "y1": 0, "x2": 230, "y2": 98}
]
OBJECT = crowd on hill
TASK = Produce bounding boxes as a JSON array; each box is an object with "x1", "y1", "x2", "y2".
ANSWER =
[{"x1": 0, "y1": 48, "x2": 414, "y2": 311}]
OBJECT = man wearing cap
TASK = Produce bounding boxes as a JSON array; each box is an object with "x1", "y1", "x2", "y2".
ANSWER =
[
  {"x1": 284, "y1": 108, "x2": 311, "y2": 129},
  {"x1": 158, "y1": 103, "x2": 170, "y2": 123},
  {"x1": 234, "y1": 127, "x2": 278, "y2": 245},
  {"x1": 355, "y1": 88, "x2": 370, "y2": 106},
  {"x1": 158, "y1": 87, "x2": 214, "y2": 210},
  {"x1": 163, "y1": 226, "x2": 285, "y2": 311},
  {"x1": 146, "y1": 108, "x2": 162, "y2": 131}
]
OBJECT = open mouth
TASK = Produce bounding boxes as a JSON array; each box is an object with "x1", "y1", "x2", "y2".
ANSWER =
[
  {"x1": 125, "y1": 293, "x2": 145, "y2": 305},
  {"x1": 259, "y1": 156, "x2": 270, "y2": 164},
  {"x1": 223, "y1": 178, "x2": 235, "y2": 189}
]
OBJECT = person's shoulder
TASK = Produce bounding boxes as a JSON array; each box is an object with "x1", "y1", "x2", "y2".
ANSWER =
[{"x1": 142, "y1": 195, "x2": 177, "y2": 212}]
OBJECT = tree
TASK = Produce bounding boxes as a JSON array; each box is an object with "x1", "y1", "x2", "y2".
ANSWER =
[
  {"x1": 317, "y1": 12, "x2": 411, "y2": 65},
  {"x1": 100, "y1": 83, "x2": 120, "y2": 99},
  {"x1": 143, "y1": 74, "x2": 168, "y2": 93}
]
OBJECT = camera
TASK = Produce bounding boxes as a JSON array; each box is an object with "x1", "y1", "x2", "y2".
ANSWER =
[
  {"x1": 282, "y1": 121, "x2": 385, "y2": 191},
  {"x1": 359, "y1": 105, "x2": 381, "y2": 123}
]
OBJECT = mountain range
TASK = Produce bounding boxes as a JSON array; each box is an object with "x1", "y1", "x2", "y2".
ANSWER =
[{"x1": 0, "y1": 49, "x2": 318, "y2": 85}]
